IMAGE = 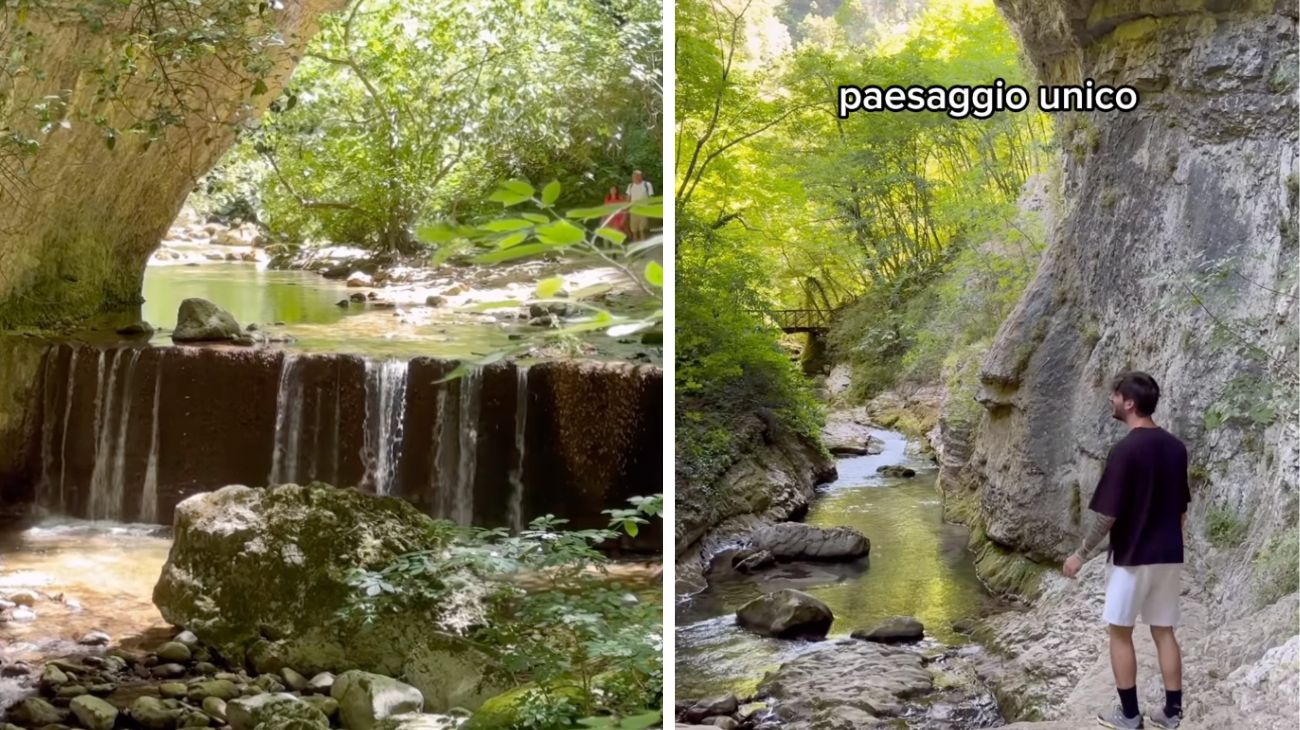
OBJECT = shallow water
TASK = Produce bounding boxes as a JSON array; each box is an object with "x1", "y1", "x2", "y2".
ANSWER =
[
  {"x1": 0, "y1": 519, "x2": 172, "y2": 664},
  {"x1": 674, "y1": 429, "x2": 1000, "y2": 700},
  {"x1": 140, "y1": 264, "x2": 525, "y2": 359}
]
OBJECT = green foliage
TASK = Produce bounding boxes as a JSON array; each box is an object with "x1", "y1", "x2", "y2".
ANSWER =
[
  {"x1": 1205, "y1": 506, "x2": 1249, "y2": 549},
  {"x1": 422, "y1": 180, "x2": 663, "y2": 374},
  {"x1": 345, "y1": 496, "x2": 663, "y2": 724},
  {"x1": 676, "y1": 214, "x2": 824, "y2": 486},
  {"x1": 225, "y1": 0, "x2": 661, "y2": 251},
  {"x1": 1253, "y1": 527, "x2": 1300, "y2": 607}
]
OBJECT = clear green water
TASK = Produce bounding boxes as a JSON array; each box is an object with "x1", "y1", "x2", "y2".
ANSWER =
[
  {"x1": 674, "y1": 429, "x2": 999, "y2": 699},
  {"x1": 140, "y1": 264, "x2": 580, "y2": 360}
]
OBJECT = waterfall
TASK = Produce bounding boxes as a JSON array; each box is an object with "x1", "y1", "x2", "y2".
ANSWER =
[
  {"x1": 56, "y1": 348, "x2": 78, "y2": 513},
  {"x1": 432, "y1": 367, "x2": 481, "y2": 525},
  {"x1": 361, "y1": 359, "x2": 409, "y2": 496},
  {"x1": 453, "y1": 368, "x2": 480, "y2": 525},
  {"x1": 108, "y1": 349, "x2": 141, "y2": 515},
  {"x1": 37, "y1": 349, "x2": 59, "y2": 506},
  {"x1": 87, "y1": 349, "x2": 121, "y2": 520},
  {"x1": 85, "y1": 349, "x2": 142, "y2": 521},
  {"x1": 507, "y1": 366, "x2": 529, "y2": 532},
  {"x1": 269, "y1": 354, "x2": 305, "y2": 485},
  {"x1": 139, "y1": 367, "x2": 161, "y2": 523}
]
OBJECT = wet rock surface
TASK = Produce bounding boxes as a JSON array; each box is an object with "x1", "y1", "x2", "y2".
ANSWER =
[
  {"x1": 749, "y1": 523, "x2": 869, "y2": 562},
  {"x1": 171, "y1": 299, "x2": 244, "y2": 343},
  {"x1": 734, "y1": 589, "x2": 833, "y2": 639}
]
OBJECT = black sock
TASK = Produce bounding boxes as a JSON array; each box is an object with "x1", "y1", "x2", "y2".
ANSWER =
[
  {"x1": 1117, "y1": 686, "x2": 1139, "y2": 719},
  {"x1": 1164, "y1": 689, "x2": 1182, "y2": 717}
]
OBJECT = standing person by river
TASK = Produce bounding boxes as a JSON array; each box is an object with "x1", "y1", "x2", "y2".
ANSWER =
[
  {"x1": 605, "y1": 185, "x2": 629, "y2": 234},
  {"x1": 626, "y1": 170, "x2": 654, "y2": 241},
  {"x1": 1063, "y1": 371, "x2": 1190, "y2": 730}
]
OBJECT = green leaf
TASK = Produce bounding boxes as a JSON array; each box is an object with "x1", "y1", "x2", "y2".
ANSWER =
[
  {"x1": 541, "y1": 180, "x2": 561, "y2": 206},
  {"x1": 488, "y1": 188, "x2": 532, "y2": 206},
  {"x1": 521, "y1": 213, "x2": 549, "y2": 224},
  {"x1": 596, "y1": 227, "x2": 626, "y2": 245},
  {"x1": 434, "y1": 362, "x2": 475, "y2": 384},
  {"x1": 624, "y1": 521, "x2": 639, "y2": 537},
  {"x1": 461, "y1": 300, "x2": 520, "y2": 311},
  {"x1": 571, "y1": 283, "x2": 613, "y2": 300},
  {"x1": 625, "y1": 238, "x2": 661, "y2": 256},
  {"x1": 644, "y1": 261, "x2": 663, "y2": 287},
  {"x1": 536, "y1": 276, "x2": 565, "y2": 298},
  {"x1": 472, "y1": 243, "x2": 553, "y2": 264},
  {"x1": 416, "y1": 223, "x2": 458, "y2": 243},
  {"x1": 252, "y1": 78, "x2": 268, "y2": 96},
  {"x1": 495, "y1": 231, "x2": 529, "y2": 250},
  {"x1": 566, "y1": 203, "x2": 627, "y2": 220},
  {"x1": 536, "y1": 220, "x2": 586, "y2": 246},
  {"x1": 629, "y1": 200, "x2": 662, "y2": 218},
  {"x1": 502, "y1": 179, "x2": 534, "y2": 197},
  {"x1": 479, "y1": 219, "x2": 534, "y2": 232}
]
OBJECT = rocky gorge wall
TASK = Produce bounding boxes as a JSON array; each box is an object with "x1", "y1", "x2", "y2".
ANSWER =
[
  {"x1": 674, "y1": 414, "x2": 836, "y2": 593},
  {"x1": 931, "y1": 0, "x2": 1299, "y2": 721},
  {"x1": 0, "y1": 341, "x2": 662, "y2": 532},
  {"x1": 948, "y1": 0, "x2": 1299, "y2": 591},
  {"x1": 0, "y1": 0, "x2": 344, "y2": 329}
]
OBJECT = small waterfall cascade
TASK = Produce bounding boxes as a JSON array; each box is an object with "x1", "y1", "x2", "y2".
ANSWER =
[
  {"x1": 87, "y1": 349, "x2": 140, "y2": 521},
  {"x1": 432, "y1": 367, "x2": 482, "y2": 525},
  {"x1": 139, "y1": 369, "x2": 162, "y2": 523},
  {"x1": 269, "y1": 354, "x2": 306, "y2": 485},
  {"x1": 507, "y1": 366, "x2": 529, "y2": 532},
  {"x1": 55, "y1": 348, "x2": 79, "y2": 513},
  {"x1": 361, "y1": 358, "x2": 409, "y2": 496},
  {"x1": 35, "y1": 345, "x2": 163, "y2": 522}
]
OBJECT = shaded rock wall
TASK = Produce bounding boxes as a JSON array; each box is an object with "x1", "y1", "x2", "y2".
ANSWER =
[
  {"x1": 675, "y1": 414, "x2": 836, "y2": 593},
  {"x1": 961, "y1": 0, "x2": 1298, "y2": 599},
  {"x1": 14, "y1": 343, "x2": 661, "y2": 531},
  {"x1": 0, "y1": 0, "x2": 345, "y2": 328}
]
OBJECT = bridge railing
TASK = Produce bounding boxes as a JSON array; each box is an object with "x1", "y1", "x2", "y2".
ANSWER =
[{"x1": 748, "y1": 308, "x2": 833, "y2": 332}]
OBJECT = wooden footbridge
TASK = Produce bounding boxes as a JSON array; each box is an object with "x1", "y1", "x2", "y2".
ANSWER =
[{"x1": 752, "y1": 308, "x2": 835, "y2": 334}]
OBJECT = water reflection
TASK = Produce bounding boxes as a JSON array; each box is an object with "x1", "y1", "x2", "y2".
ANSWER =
[{"x1": 675, "y1": 429, "x2": 999, "y2": 699}]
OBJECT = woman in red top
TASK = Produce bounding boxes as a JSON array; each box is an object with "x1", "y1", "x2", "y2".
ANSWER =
[{"x1": 604, "y1": 185, "x2": 629, "y2": 234}]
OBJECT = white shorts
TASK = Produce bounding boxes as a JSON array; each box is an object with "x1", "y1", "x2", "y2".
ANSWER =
[{"x1": 1102, "y1": 563, "x2": 1182, "y2": 627}]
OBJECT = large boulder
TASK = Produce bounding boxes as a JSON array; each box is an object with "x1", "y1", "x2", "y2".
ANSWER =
[
  {"x1": 153, "y1": 483, "x2": 501, "y2": 711},
  {"x1": 750, "y1": 523, "x2": 869, "y2": 562},
  {"x1": 172, "y1": 298, "x2": 243, "y2": 342},
  {"x1": 758, "y1": 640, "x2": 933, "y2": 727},
  {"x1": 331, "y1": 670, "x2": 424, "y2": 730},
  {"x1": 735, "y1": 589, "x2": 834, "y2": 639}
]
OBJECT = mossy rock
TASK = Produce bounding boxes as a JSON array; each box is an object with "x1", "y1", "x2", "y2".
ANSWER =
[
  {"x1": 463, "y1": 684, "x2": 585, "y2": 730},
  {"x1": 152, "y1": 484, "x2": 496, "y2": 711}
]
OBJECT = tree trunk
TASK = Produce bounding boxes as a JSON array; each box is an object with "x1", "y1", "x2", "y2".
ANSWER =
[{"x1": 0, "y1": 0, "x2": 348, "y2": 329}]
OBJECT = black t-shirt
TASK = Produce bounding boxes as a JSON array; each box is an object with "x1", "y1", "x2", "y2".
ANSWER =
[{"x1": 1089, "y1": 426, "x2": 1190, "y2": 566}]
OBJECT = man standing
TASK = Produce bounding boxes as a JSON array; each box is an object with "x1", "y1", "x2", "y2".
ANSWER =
[
  {"x1": 626, "y1": 170, "x2": 654, "y2": 241},
  {"x1": 1064, "y1": 371, "x2": 1190, "y2": 729}
]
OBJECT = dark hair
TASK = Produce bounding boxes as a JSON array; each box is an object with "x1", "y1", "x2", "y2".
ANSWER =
[{"x1": 1112, "y1": 371, "x2": 1160, "y2": 416}]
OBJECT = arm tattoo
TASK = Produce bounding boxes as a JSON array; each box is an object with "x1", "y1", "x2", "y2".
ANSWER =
[{"x1": 1075, "y1": 512, "x2": 1116, "y2": 561}]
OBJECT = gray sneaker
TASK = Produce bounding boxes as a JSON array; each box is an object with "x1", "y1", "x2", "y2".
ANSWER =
[
  {"x1": 1146, "y1": 706, "x2": 1181, "y2": 728},
  {"x1": 1097, "y1": 706, "x2": 1144, "y2": 729}
]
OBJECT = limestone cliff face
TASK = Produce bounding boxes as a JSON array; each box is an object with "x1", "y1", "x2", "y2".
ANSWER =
[
  {"x1": 963, "y1": 1, "x2": 1297, "y2": 605},
  {"x1": 0, "y1": 1, "x2": 345, "y2": 328}
]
